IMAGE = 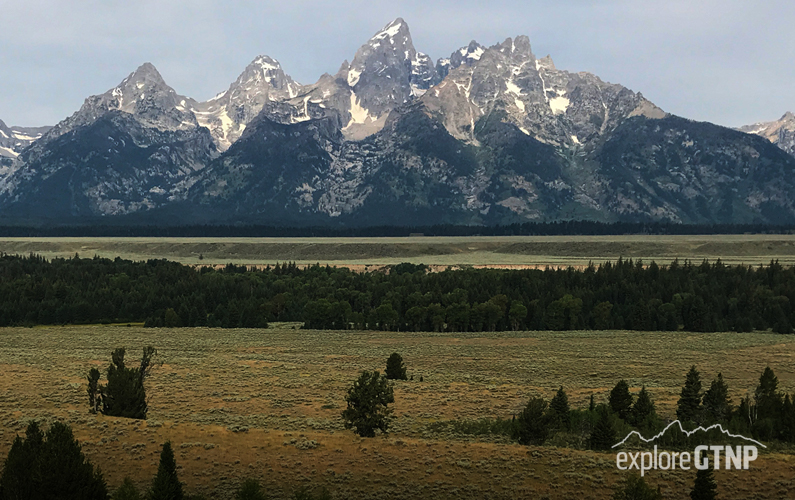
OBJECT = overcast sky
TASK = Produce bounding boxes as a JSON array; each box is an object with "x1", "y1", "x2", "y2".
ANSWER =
[{"x1": 1, "y1": 0, "x2": 793, "y2": 128}]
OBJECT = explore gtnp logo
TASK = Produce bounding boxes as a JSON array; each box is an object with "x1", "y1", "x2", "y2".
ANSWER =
[{"x1": 613, "y1": 420, "x2": 765, "y2": 476}]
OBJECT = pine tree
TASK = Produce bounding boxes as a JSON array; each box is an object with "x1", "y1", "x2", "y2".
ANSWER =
[
  {"x1": 690, "y1": 461, "x2": 717, "y2": 500},
  {"x1": 754, "y1": 366, "x2": 782, "y2": 420},
  {"x1": 702, "y1": 373, "x2": 732, "y2": 423},
  {"x1": 589, "y1": 394, "x2": 596, "y2": 412},
  {"x1": 677, "y1": 365, "x2": 703, "y2": 424},
  {"x1": 513, "y1": 397, "x2": 550, "y2": 445},
  {"x1": 548, "y1": 386, "x2": 571, "y2": 431},
  {"x1": 590, "y1": 405, "x2": 617, "y2": 450},
  {"x1": 0, "y1": 421, "x2": 107, "y2": 500},
  {"x1": 40, "y1": 422, "x2": 108, "y2": 499},
  {"x1": 114, "y1": 477, "x2": 142, "y2": 500},
  {"x1": 384, "y1": 352, "x2": 407, "y2": 380},
  {"x1": 99, "y1": 346, "x2": 156, "y2": 420},
  {"x1": 609, "y1": 380, "x2": 634, "y2": 421},
  {"x1": 632, "y1": 386, "x2": 656, "y2": 427},
  {"x1": 342, "y1": 371, "x2": 395, "y2": 437},
  {"x1": 148, "y1": 442, "x2": 183, "y2": 500},
  {"x1": 0, "y1": 422, "x2": 44, "y2": 499}
]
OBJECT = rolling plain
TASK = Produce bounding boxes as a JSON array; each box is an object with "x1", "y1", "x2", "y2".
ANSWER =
[
  {"x1": 2, "y1": 235, "x2": 795, "y2": 498},
  {"x1": 0, "y1": 325, "x2": 793, "y2": 499}
]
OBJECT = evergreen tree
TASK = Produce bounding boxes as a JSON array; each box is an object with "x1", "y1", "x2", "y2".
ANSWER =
[
  {"x1": 113, "y1": 477, "x2": 142, "y2": 500},
  {"x1": 609, "y1": 380, "x2": 634, "y2": 421},
  {"x1": 677, "y1": 366, "x2": 703, "y2": 424},
  {"x1": 99, "y1": 347, "x2": 156, "y2": 420},
  {"x1": 548, "y1": 386, "x2": 571, "y2": 431},
  {"x1": 513, "y1": 397, "x2": 550, "y2": 445},
  {"x1": 148, "y1": 442, "x2": 183, "y2": 500},
  {"x1": 589, "y1": 394, "x2": 596, "y2": 412},
  {"x1": 341, "y1": 371, "x2": 395, "y2": 437},
  {"x1": 590, "y1": 405, "x2": 617, "y2": 450},
  {"x1": 612, "y1": 473, "x2": 662, "y2": 500},
  {"x1": 40, "y1": 422, "x2": 108, "y2": 499},
  {"x1": 384, "y1": 353, "x2": 407, "y2": 380},
  {"x1": 754, "y1": 366, "x2": 783, "y2": 420},
  {"x1": 0, "y1": 421, "x2": 108, "y2": 500},
  {"x1": 690, "y1": 461, "x2": 717, "y2": 500},
  {"x1": 0, "y1": 422, "x2": 44, "y2": 499},
  {"x1": 235, "y1": 479, "x2": 267, "y2": 500},
  {"x1": 632, "y1": 386, "x2": 656, "y2": 428},
  {"x1": 702, "y1": 373, "x2": 732, "y2": 423}
]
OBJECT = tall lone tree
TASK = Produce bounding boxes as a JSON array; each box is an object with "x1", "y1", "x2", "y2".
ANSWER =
[
  {"x1": 342, "y1": 371, "x2": 395, "y2": 437},
  {"x1": 148, "y1": 442, "x2": 183, "y2": 500},
  {"x1": 385, "y1": 352, "x2": 407, "y2": 380},
  {"x1": 677, "y1": 365, "x2": 703, "y2": 425},
  {"x1": 90, "y1": 346, "x2": 156, "y2": 420},
  {"x1": 609, "y1": 380, "x2": 634, "y2": 422}
]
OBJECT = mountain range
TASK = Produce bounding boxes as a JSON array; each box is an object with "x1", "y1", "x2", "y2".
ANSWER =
[{"x1": 1, "y1": 18, "x2": 794, "y2": 226}]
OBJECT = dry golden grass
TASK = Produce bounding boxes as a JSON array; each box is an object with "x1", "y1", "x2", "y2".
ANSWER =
[
  {"x1": 0, "y1": 326, "x2": 794, "y2": 498},
  {"x1": 4, "y1": 234, "x2": 795, "y2": 267}
]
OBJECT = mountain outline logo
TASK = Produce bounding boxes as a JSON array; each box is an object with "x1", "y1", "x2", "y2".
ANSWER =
[{"x1": 612, "y1": 419, "x2": 766, "y2": 449}]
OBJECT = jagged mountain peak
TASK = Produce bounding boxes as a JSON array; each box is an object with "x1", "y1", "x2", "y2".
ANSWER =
[
  {"x1": 493, "y1": 36, "x2": 534, "y2": 58},
  {"x1": 347, "y1": 17, "x2": 416, "y2": 88},
  {"x1": 190, "y1": 54, "x2": 303, "y2": 151}
]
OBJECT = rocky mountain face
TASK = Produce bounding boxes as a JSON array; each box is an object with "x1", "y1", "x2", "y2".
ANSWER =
[
  {"x1": 0, "y1": 120, "x2": 50, "y2": 159},
  {"x1": 740, "y1": 112, "x2": 795, "y2": 157},
  {"x1": 2, "y1": 18, "x2": 795, "y2": 226},
  {"x1": 0, "y1": 64, "x2": 217, "y2": 218}
]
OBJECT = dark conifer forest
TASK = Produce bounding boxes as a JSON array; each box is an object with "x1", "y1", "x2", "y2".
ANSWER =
[{"x1": 1, "y1": 253, "x2": 795, "y2": 333}]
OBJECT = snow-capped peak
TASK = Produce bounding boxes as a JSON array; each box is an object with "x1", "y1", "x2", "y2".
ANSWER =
[{"x1": 373, "y1": 18, "x2": 407, "y2": 41}]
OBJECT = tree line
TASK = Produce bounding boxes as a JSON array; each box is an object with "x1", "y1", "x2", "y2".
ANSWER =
[
  {"x1": 0, "y1": 221, "x2": 792, "y2": 238},
  {"x1": 3, "y1": 254, "x2": 795, "y2": 333},
  {"x1": 428, "y1": 365, "x2": 795, "y2": 449}
]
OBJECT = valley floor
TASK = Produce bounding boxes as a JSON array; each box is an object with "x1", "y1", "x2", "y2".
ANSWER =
[
  {"x1": 3, "y1": 234, "x2": 795, "y2": 268},
  {"x1": 0, "y1": 326, "x2": 793, "y2": 498}
]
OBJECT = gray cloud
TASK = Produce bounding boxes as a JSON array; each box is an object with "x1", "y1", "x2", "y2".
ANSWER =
[{"x1": 1, "y1": 0, "x2": 792, "y2": 128}]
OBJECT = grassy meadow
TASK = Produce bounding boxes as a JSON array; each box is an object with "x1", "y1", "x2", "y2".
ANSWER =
[
  {"x1": 3, "y1": 234, "x2": 795, "y2": 267},
  {"x1": 0, "y1": 325, "x2": 793, "y2": 498}
]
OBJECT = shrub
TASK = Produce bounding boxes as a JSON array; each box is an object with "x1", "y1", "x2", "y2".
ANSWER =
[
  {"x1": 612, "y1": 473, "x2": 662, "y2": 499},
  {"x1": 235, "y1": 479, "x2": 267, "y2": 500}
]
